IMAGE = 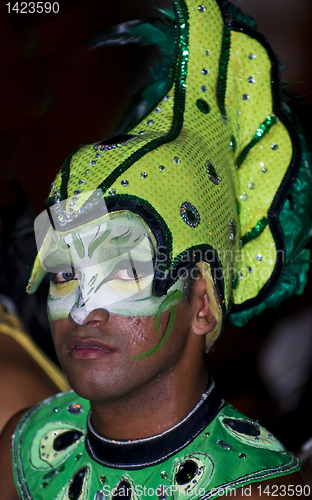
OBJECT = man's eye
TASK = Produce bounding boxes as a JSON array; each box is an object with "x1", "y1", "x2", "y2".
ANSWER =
[
  {"x1": 112, "y1": 260, "x2": 153, "y2": 282},
  {"x1": 52, "y1": 271, "x2": 79, "y2": 283},
  {"x1": 114, "y1": 266, "x2": 143, "y2": 281}
]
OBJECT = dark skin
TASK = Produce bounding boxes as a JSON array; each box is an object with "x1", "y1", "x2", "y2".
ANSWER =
[{"x1": 0, "y1": 275, "x2": 308, "y2": 498}]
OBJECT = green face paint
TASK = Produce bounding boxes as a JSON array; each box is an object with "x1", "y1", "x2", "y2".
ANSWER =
[{"x1": 129, "y1": 289, "x2": 183, "y2": 360}]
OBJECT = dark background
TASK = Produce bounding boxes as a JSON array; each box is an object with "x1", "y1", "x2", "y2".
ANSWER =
[{"x1": 0, "y1": 0, "x2": 312, "y2": 454}]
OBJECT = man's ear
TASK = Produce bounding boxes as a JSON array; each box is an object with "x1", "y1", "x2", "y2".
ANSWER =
[{"x1": 190, "y1": 275, "x2": 217, "y2": 336}]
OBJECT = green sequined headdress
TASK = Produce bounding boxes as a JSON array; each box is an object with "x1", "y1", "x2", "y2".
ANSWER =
[{"x1": 27, "y1": 0, "x2": 312, "y2": 336}]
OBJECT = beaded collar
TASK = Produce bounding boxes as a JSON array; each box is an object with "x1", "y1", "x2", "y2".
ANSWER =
[{"x1": 85, "y1": 381, "x2": 225, "y2": 470}]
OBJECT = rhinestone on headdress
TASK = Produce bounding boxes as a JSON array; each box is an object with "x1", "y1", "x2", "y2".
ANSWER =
[
  {"x1": 121, "y1": 179, "x2": 129, "y2": 187},
  {"x1": 196, "y1": 99, "x2": 210, "y2": 114},
  {"x1": 140, "y1": 172, "x2": 148, "y2": 179},
  {"x1": 205, "y1": 161, "x2": 221, "y2": 185},
  {"x1": 200, "y1": 85, "x2": 207, "y2": 92},
  {"x1": 180, "y1": 202, "x2": 200, "y2": 228},
  {"x1": 198, "y1": 5, "x2": 206, "y2": 12},
  {"x1": 242, "y1": 93, "x2": 250, "y2": 100},
  {"x1": 271, "y1": 143, "x2": 278, "y2": 150},
  {"x1": 201, "y1": 68, "x2": 208, "y2": 75}
]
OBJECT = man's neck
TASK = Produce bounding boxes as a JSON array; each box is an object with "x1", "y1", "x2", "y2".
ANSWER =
[{"x1": 89, "y1": 366, "x2": 209, "y2": 440}]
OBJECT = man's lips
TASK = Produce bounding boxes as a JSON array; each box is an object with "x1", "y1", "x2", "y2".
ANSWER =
[{"x1": 67, "y1": 338, "x2": 116, "y2": 360}]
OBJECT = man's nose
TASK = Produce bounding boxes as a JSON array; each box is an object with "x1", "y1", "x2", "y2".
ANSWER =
[{"x1": 69, "y1": 293, "x2": 110, "y2": 326}]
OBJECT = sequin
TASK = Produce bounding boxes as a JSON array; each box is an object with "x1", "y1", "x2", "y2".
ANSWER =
[
  {"x1": 248, "y1": 182, "x2": 255, "y2": 189},
  {"x1": 200, "y1": 85, "x2": 207, "y2": 92},
  {"x1": 176, "y1": 460, "x2": 198, "y2": 485},
  {"x1": 139, "y1": 130, "x2": 145, "y2": 136},
  {"x1": 156, "y1": 485, "x2": 168, "y2": 500},
  {"x1": 163, "y1": 95, "x2": 170, "y2": 101},
  {"x1": 155, "y1": 107, "x2": 162, "y2": 113},
  {"x1": 74, "y1": 189, "x2": 81, "y2": 195},
  {"x1": 239, "y1": 453, "x2": 247, "y2": 460},
  {"x1": 240, "y1": 193, "x2": 248, "y2": 201},
  {"x1": 262, "y1": 167, "x2": 267, "y2": 173},
  {"x1": 205, "y1": 161, "x2": 221, "y2": 185},
  {"x1": 196, "y1": 98, "x2": 210, "y2": 114},
  {"x1": 160, "y1": 471, "x2": 168, "y2": 479},
  {"x1": 198, "y1": 5, "x2": 206, "y2": 12},
  {"x1": 67, "y1": 403, "x2": 83, "y2": 414},
  {"x1": 217, "y1": 25, "x2": 231, "y2": 120},
  {"x1": 147, "y1": 119, "x2": 154, "y2": 125},
  {"x1": 180, "y1": 202, "x2": 200, "y2": 228},
  {"x1": 248, "y1": 53, "x2": 256, "y2": 60},
  {"x1": 248, "y1": 76, "x2": 255, "y2": 83},
  {"x1": 205, "y1": 49, "x2": 210, "y2": 56},
  {"x1": 100, "y1": 476, "x2": 106, "y2": 484},
  {"x1": 94, "y1": 491, "x2": 106, "y2": 500},
  {"x1": 229, "y1": 220, "x2": 236, "y2": 245},
  {"x1": 236, "y1": 116, "x2": 277, "y2": 169},
  {"x1": 242, "y1": 93, "x2": 250, "y2": 100},
  {"x1": 159, "y1": 165, "x2": 166, "y2": 171},
  {"x1": 98, "y1": 134, "x2": 136, "y2": 150},
  {"x1": 78, "y1": 179, "x2": 86, "y2": 185},
  {"x1": 54, "y1": 408, "x2": 59, "y2": 412},
  {"x1": 217, "y1": 440, "x2": 232, "y2": 450},
  {"x1": 90, "y1": 160, "x2": 97, "y2": 166},
  {"x1": 140, "y1": 172, "x2": 148, "y2": 179},
  {"x1": 108, "y1": 189, "x2": 116, "y2": 196},
  {"x1": 84, "y1": 169, "x2": 91, "y2": 176},
  {"x1": 173, "y1": 157, "x2": 181, "y2": 164},
  {"x1": 121, "y1": 179, "x2": 129, "y2": 187},
  {"x1": 201, "y1": 68, "x2": 208, "y2": 75},
  {"x1": 271, "y1": 143, "x2": 278, "y2": 150},
  {"x1": 256, "y1": 254, "x2": 263, "y2": 261},
  {"x1": 204, "y1": 432, "x2": 210, "y2": 438}
]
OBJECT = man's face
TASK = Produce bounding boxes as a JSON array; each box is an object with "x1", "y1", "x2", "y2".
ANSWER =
[
  {"x1": 45, "y1": 210, "x2": 190, "y2": 402},
  {"x1": 50, "y1": 297, "x2": 193, "y2": 403}
]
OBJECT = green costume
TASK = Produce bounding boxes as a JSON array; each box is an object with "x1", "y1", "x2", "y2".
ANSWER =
[
  {"x1": 12, "y1": 0, "x2": 312, "y2": 497},
  {"x1": 12, "y1": 384, "x2": 301, "y2": 500}
]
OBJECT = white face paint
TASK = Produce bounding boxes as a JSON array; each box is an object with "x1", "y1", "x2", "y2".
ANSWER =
[{"x1": 40, "y1": 210, "x2": 182, "y2": 322}]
